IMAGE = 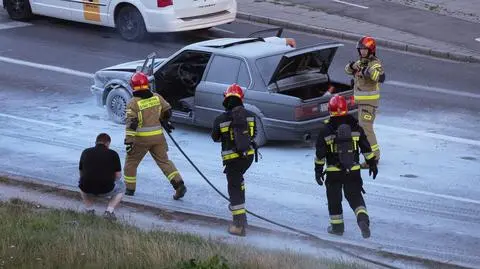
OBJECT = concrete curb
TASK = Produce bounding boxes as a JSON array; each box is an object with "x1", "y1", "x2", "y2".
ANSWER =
[
  {"x1": 237, "y1": 12, "x2": 480, "y2": 64},
  {"x1": 0, "y1": 173, "x2": 474, "y2": 269}
]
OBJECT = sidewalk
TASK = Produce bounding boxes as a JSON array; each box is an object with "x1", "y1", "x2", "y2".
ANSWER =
[{"x1": 236, "y1": 0, "x2": 480, "y2": 63}]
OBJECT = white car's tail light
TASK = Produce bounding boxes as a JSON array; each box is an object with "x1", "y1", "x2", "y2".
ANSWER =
[{"x1": 157, "y1": 0, "x2": 173, "y2": 7}]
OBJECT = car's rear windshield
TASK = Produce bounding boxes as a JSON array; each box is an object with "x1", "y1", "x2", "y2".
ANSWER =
[{"x1": 256, "y1": 54, "x2": 283, "y2": 86}]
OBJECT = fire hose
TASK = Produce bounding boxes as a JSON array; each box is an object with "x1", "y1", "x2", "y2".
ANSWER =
[{"x1": 164, "y1": 130, "x2": 401, "y2": 269}]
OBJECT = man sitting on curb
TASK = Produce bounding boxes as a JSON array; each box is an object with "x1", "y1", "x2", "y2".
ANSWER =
[{"x1": 78, "y1": 133, "x2": 124, "y2": 221}]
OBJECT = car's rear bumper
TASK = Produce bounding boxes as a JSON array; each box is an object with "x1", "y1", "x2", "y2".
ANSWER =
[
  {"x1": 144, "y1": 6, "x2": 236, "y2": 32},
  {"x1": 91, "y1": 85, "x2": 104, "y2": 107},
  {"x1": 262, "y1": 110, "x2": 358, "y2": 142}
]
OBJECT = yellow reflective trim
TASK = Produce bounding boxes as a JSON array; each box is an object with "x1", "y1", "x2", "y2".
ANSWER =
[
  {"x1": 137, "y1": 96, "x2": 160, "y2": 111},
  {"x1": 248, "y1": 122, "x2": 254, "y2": 127},
  {"x1": 326, "y1": 165, "x2": 360, "y2": 172},
  {"x1": 330, "y1": 219, "x2": 344, "y2": 224},
  {"x1": 124, "y1": 176, "x2": 136, "y2": 183},
  {"x1": 371, "y1": 71, "x2": 379, "y2": 81},
  {"x1": 355, "y1": 95, "x2": 380, "y2": 101},
  {"x1": 136, "y1": 129, "x2": 163, "y2": 137},
  {"x1": 232, "y1": 209, "x2": 246, "y2": 215},
  {"x1": 353, "y1": 140, "x2": 358, "y2": 150},
  {"x1": 167, "y1": 171, "x2": 179, "y2": 181},
  {"x1": 365, "y1": 152, "x2": 375, "y2": 160},
  {"x1": 370, "y1": 64, "x2": 381, "y2": 69},
  {"x1": 241, "y1": 184, "x2": 245, "y2": 191},
  {"x1": 371, "y1": 144, "x2": 380, "y2": 151},
  {"x1": 222, "y1": 149, "x2": 255, "y2": 160},
  {"x1": 249, "y1": 127, "x2": 254, "y2": 136},
  {"x1": 126, "y1": 131, "x2": 137, "y2": 136},
  {"x1": 220, "y1": 127, "x2": 229, "y2": 133},
  {"x1": 355, "y1": 209, "x2": 368, "y2": 216},
  {"x1": 138, "y1": 111, "x2": 143, "y2": 128}
]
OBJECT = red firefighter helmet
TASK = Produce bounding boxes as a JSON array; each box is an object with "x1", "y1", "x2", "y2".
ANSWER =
[
  {"x1": 223, "y1": 83, "x2": 244, "y2": 100},
  {"x1": 328, "y1": 95, "x2": 348, "y2": 117},
  {"x1": 356, "y1": 36, "x2": 376, "y2": 56},
  {"x1": 130, "y1": 72, "x2": 149, "y2": 91}
]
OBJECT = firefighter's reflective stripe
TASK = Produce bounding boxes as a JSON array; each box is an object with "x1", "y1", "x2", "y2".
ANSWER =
[
  {"x1": 241, "y1": 182, "x2": 245, "y2": 191},
  {"x1": 126, "y1": 131, "x2": 137, "y2": 137},
  {"x1": 371, "y1": 144, "x2": 380, "y2": 152},
  {"x1": 219, "y1": 117, "x2": 255, "y2": 138},
  {"x1": 355, "y1": 206, "x2": 368, "y2": 216},
  {"x1": 326, "y1": 165, "x2": 361, "y2": 172},
  {"x1": 230, "y1": 204, "x2": 246, "y2": 215},
  {"x1": 352, "y1": 131, "x2": 360, "y2": 150},
  {"x1": 133, "y1": 125, "x2": 163, "y2": 137},
  {"x1": 330, "y1": 214, "x2": 344, "y2": 224},
  {"x1": 355, "y1": 89, "x2": 380, "y2": 101},
  {"x1": 220, "y1": 121, "x2": 231, "y2": 133},
  {"x1": 363, "y1": 152, "x2": 375, "y2": 160},
  {"x1": 247, "y1": 117, "x2": 255, "y2": 136},
  {"x1": 222, "y1": 149, "x2": 255, "y2": 160},
  {"x1": 124, "y1": 175, "x2": 136, "y2": 183},
  {"x1": 315, "y1": 157, "x2": 325, "y2": 165},
  {"x1": 167, "y1": 171, "x2": 180, "y2": 181},
  {"x1": 137, "y1": 96, "x2": 160, "y2": 111},
  {"x1": 137, "y1": 111, "x2": 143, "y2": 128},
  {"x1": 324, "y1": 135, "x2": 336, "y2": 152},
  {"x1": 369, "y1": 63, "x2": 382, "y2": 81}
]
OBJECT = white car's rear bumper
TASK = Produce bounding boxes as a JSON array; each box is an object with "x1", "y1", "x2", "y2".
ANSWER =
[{"x1": 143, "y1": 6, "x2": 236, "y2": 32}]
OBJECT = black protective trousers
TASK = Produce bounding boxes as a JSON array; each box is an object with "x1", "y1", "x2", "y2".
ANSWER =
[
  {"x1": 325, "y1": 170, "x2": 366, "y2": 217},
  {"x1": 223, "y1": 155, "x2": 254, "y2": 226}
]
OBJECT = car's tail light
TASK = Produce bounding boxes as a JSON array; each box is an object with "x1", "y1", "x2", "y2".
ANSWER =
[
  {"x1": 157, "y1": 0, "x2": 172, "y2": 7},
  {"x1": 295, "y1": 103, "x2": 320, "y2": 121}
]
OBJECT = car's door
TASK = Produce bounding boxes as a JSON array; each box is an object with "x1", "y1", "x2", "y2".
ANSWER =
[
  {"x1": 30, "y1": 0, "x2": 71, "y2": 19},
  {"x1": 70, "y1": 0, "x2": 111, "y2": 24},
  {"x1": 194, "y1": 54, "x2": 250, "y2": 128}
]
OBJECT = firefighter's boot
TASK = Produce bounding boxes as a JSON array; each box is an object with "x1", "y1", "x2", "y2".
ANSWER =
[
  {"x1": 228, "y1": 224, "x2": 246, "y2": 236},
  {"x1": 171, "y1": 180, "x2": 187, "y2": 200},
  {"x1": 125, "y1": 189, "x2": 135, "y2": 196},
  {"x1": 357, "y1": 212, "x2": 371, "y2": 238},
  {"x1": 327, "y1": 223, "x2": 344, "y2": 236}
]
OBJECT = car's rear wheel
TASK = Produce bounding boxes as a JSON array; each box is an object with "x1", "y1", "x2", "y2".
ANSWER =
[
  {"x1": 106, "y1": 88, "x2": 131, "y2": 124},
  {"x1": 254, "y1": 117, "x2": 267, "y2": 147},
  {"x1": 5, "y1": 0, "x2": 33, "y2": 21},
  {"x1": 116, "y1": 5, "x2": 147, "y2": 41}
]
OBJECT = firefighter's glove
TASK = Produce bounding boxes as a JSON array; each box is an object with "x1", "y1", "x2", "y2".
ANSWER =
[
  {"x1": 128, "y1": 118, "x2": 139, "y2": 130},
  {"x1": 315, "y1": 165, "x2": 324, "y2": 186},
  {"x1": 161, "y1": 121, "x2": 175, "y2": 133},
  {"x1": 367, "y1": 159, "x2": 378, "y2": 179},
  {"x1": 125, "y1": 142, "x2": 134, "y2": 155}
]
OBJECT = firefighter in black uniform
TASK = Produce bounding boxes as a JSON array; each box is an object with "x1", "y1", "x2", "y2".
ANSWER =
[
  {"x1": 211, "y1": 84, "x2": 257, "y2": 236},
  {"x1": 314, "y1": 95, "x2": 378, "y2": 238}
]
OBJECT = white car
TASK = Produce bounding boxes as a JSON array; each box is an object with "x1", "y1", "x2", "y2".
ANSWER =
[{"x1": 2, "y1": 0, "x2": 237, "y2": 40}]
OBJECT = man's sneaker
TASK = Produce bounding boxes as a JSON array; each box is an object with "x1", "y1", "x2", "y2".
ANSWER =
[
  {"x1": 228, "y1": 224, "x2": 246, "y2": 236},
  {"x1": 86, "y1": 209, "x2": 95, "y2": 216},
  {"x1": 173, "y1": 184, "x2": 187, "y2": 200},
  {"x1": 125, "y1": 189, "x2": 135, "y2": 196},
  {"x1": 103, "y1": 211, "x2": 117, "y2": 221}
]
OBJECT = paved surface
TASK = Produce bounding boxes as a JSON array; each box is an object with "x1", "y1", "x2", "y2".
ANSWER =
[
  {"x1": 0, "y1": 12, "x2": 478, "y2": 268},
  {"x1": 237, "y1": 0, "x2": 480, "y2": 62}
]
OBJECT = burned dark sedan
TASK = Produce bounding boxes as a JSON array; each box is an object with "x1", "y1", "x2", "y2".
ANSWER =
[{"x1": 91, "y1": 36, "x2": 356, "y2": 146}]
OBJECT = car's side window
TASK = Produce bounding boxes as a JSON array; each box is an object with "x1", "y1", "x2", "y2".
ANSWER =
[
  {"x1": 237, "y1": 61, "x2": 251, "y2": 88},
  {"x1": 205, "y1": 55, "x2": 241, "y2": 85}
]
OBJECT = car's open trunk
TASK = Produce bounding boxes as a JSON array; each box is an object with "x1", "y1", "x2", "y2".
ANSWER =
[{"x1": 279, "y1": 80, "x2": 351, "y2": 101}]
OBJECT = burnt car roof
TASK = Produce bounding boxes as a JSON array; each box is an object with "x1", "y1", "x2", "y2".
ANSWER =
[{"x1": 186, "y1": 38, "x2": 295, "y2": 58}]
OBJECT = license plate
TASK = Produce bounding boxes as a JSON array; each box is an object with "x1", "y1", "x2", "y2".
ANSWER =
[{"x1": 320, "y1": 103, "x2": 328, "y2": 112}]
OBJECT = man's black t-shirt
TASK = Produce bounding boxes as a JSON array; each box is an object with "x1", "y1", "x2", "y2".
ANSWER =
[{"x1": 78, "y1": 144, "x2": 121, "y2": 194}]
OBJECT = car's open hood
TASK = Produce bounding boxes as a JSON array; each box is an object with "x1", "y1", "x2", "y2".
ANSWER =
[
  {"x1": 267, "y1": 42, "x2": 343, "y2": 86},
  {"x1": 102, "y1": 58, "x2": 166, "y2": 72}
]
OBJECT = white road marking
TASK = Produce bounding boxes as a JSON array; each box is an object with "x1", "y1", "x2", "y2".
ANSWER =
[
  {"x1": 373, "y1": 182, "x2": 480, "y2": 205},
  {"x1": 475, "y1": 37, "x2": 480, "y2": 42},
  {"x1": 377, "y1": 124, "x2": 480, "y2": 146},
  {"x1": 331, "y1": 0, "x2": 369, "y2": 9},
  {"x1": 0, "y1": 113, "x2": 75, "y2": 130},
  {"x1": 211, "y1": 27, "x2": 235, "y2": 34},
  {"x1": 386, "y1": 80, "x2": 480, "y2": 99},
  {"x1": 0, "y1": 56, "x2": 94, "y2": 79},
  {"x1": 0, "y1": 21, "x2": 33, "y2": 30}
]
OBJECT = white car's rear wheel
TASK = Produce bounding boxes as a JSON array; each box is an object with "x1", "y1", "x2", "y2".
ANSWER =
[
  {"x1": 116, "y1": 5, "x2": 147, "y2": 41},
  {"x1": 5, "y1": 0, "x2": 33, "y2": 21},
  {"x1": 106, "y1": 88, "x2": 130, "y2": 124}
]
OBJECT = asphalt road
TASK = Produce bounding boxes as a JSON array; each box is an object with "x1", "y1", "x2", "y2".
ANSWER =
[
  {"x1": 284, "y1": 0, "x2": 480, "y2": 53},
  {"x1": 0, "y1": 11, "x2": 479, "y2": 269}
]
